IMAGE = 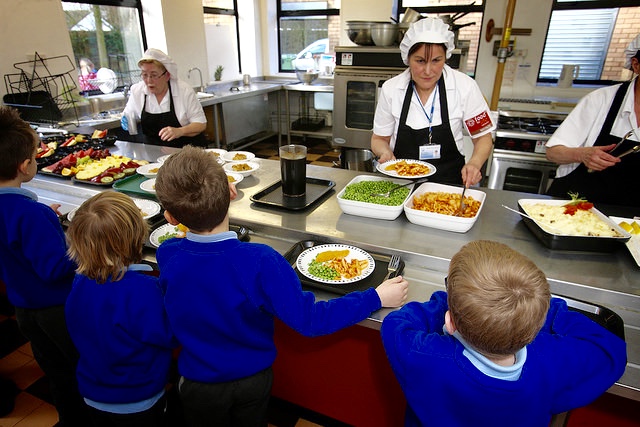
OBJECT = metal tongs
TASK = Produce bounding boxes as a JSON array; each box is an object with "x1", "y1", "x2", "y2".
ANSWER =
[{"x1": 587, "y1": 129, "x2": 640, "y2": 172}]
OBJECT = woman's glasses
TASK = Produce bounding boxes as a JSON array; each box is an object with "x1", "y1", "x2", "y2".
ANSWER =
[{"x1": 140, "y1": 70, "x2": 167, "y2": 81}]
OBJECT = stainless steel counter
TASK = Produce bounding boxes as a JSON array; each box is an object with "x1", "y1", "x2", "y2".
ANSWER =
[{"x1": 24, "y1": 142, "x2": 640, "y2": 400}]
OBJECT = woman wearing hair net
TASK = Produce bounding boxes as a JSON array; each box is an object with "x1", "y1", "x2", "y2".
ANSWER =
[
  {"x1": 120, "y1": 49, "x2": 208, "y2": 147},
  {"x1": 371, "y1": 17, "x2": 495, "y2": 186},
  {"x1": 545, "y1": 35, "x2": 640, "y2": 206}
]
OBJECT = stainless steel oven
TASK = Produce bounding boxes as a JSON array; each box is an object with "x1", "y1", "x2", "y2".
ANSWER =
[
  {"x1": 332, "y1": 46, "x2": 405, "y2": 151},
  {"x1": 488, "y1": 110, "x2": 568, "y2": 194}
]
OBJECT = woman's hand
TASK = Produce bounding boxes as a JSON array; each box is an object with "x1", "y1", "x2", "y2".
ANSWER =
[
  {"x1": 579, "y1": 144, "x2": 620, "y2": 171},
  {"x1": 371, "y1": 134, "x2": 395, "y2": 163},
  {"x1": 158, "y1": 126, "x2": 182, "y2": 142},
  {"x1": 375, "y1": 275, "x2": 409, "y2": 308},
  {"x1": 461, "y1": 163, "x2": 483, "y2": 187}
]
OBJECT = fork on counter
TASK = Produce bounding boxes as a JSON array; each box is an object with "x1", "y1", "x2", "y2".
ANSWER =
[{"x1": 385, "y1": 255, "x2": 401, "y2": 280}]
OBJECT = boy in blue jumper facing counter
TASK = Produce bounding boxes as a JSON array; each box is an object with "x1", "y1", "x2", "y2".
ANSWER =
[
  {"x1": 65, "y1": 191, "x2": 177, "y2": 427},
  {"x1": 0, "y1": 106, "x2": 89, "y2": 426},
  {"x1": 154, "y1": 145, "x2": 409, "y2": 427},
  {"x1": 381, "y1": 240, "x2": 627, "y2": 427}
]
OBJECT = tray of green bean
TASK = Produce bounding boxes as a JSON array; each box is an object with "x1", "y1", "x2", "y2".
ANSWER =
[{"x1": 337, "y1": 175, "x2": 416, "y2": 220}]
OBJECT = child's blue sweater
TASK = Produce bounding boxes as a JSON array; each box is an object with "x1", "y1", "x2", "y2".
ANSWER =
[
  {"x1": 0, "y1": 188, "x2": 75, "y2": 308},
  {"x1": 381, "y1": 291, "x2": 627, "y2": 427},
  {"x1": 156, "y1": 234, "x2": 382, "y2": 383},
  {"x1": 65, "y1": 267, "x2": 176, "y2": 404}
]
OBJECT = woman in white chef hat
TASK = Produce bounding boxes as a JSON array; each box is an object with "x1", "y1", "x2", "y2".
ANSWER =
[
  {"x1": 371, "y1": 17, "x2": 495, "y2": 186},
  {"x1": 121, "y1": 48, "x2": 208, "y2": 147},
  {"x1": 545, "y1": 34, "x2": 640, "y2": 207}
]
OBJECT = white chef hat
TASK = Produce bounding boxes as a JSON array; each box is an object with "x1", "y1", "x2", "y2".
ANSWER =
[
  {"x1": 624, "y1": 34, "x2": 640, "y2": 69},
  {"x1": 400, "y1": 17, "x2": 456, "y2": 65},
  {"x1": 139, "y1": 48, "x2": 178, "y2": 79}
]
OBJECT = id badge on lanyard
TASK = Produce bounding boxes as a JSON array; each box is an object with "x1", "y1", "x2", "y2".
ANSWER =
[
  {"x1": 414, "y1": 82, "x2": 441, "y2": 160},
  {"x1": 420, "y1": 143, "x2": 441, "y2": 160}
]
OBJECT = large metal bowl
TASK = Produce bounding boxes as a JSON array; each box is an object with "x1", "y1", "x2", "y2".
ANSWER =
[
  {"x1": 296, "y1": 70, "x2": 319, "y2": 85},
  {"x1": 371, "y1": 23, "x2": 398, "y2": 46},
  {"x1": 345, "y1": 21, "x2": 378, "y2": 46}
]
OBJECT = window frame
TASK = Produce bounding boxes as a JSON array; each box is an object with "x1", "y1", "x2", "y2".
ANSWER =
[
  {"x1": 537, "y1": 0, "x2": 640, "y2": 86},
  {"x1": 61, "y1": 0, "x2": 148, "y2": 52},
  {"x1": 276, "y1": 0, "x2": 340, "y2": 73},
  {"x1": 203, "y1": 1, "x2": 242, "y2": 73}
]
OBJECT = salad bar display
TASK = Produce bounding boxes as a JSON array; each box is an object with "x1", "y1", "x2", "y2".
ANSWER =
[{"x1": 37, "y1": 132, "x2": 148, "y2": 185}]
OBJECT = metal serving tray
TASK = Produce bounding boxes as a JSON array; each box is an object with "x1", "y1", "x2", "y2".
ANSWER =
[{"x1": 517, "y1": 199, "x2": 631, "y2": 252}]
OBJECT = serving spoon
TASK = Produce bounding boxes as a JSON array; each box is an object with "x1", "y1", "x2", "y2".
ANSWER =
[
  {"x1": 501, "y1": 204, "x2": 565, "y2": 234},
  {"x1": 370, "y1": 177, "x2": 430, "y2": 198}
]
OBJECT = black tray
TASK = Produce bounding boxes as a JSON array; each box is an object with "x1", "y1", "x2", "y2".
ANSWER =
[
  {"x1": 517, "y1": 200, "x2": 630, "y2": 252},
  {"x1": 144, "y1": 221, "x2": 250, "y2": 249},
  {"x1": 283, "y1": 240, "x2": 404, "y2": 296},
  {"x1": 558, "y1": 294, "x2": 625, "y2": 340},
  {"x1": 250, "y1": 177, "x2": 335, "y2": 211}
]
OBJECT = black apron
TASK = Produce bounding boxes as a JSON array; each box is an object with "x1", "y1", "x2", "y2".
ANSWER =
[
  {"x1": 393, "y1": 78, "x2": 465, "y2": 185},
  {"x1": 141, "y1": 82, "x2": 208, "y2": 147},
  {"x1": 547, "y1": 81, "x2": 640, "y2": 207}
]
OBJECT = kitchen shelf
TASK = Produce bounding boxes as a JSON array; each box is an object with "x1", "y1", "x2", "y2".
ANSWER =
[{"x1": 282, "y1": 82, "x2": 333, "y2": 146}]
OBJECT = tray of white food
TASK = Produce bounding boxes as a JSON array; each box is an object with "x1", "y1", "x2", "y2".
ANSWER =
[{"x1": 517, "y1": 199, "x2": 631, "y2": 252}]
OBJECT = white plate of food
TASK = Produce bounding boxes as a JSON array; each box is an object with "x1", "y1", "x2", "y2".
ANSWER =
[
  {"x1": 156, "y1": 154, "x2": 173, "y2": 163},
  {"x1": 376, "y1": 159, "x2": 436, "y2": 179},
  {"x1": 222, "y1": 161, "x2": 260, "y2": 177},
  {"x1": 205, "y1": 148, "x2": 228, "y2": 158},
  {"x1": 225, "y1": 171, "x2": 244, "y2": 185},
  {"x1": 139, "y1": 178, "x2": 156, "y2": 193},
  {"x1": 223, "y1": 151, "x2": 256, "y2": 163},
  {"x1": 609, "y1": 216, "x2": 640, "y2": 266},
  {"x1": 296, "y1": 244, "x2": 375, "y2": 284},
  {"x1": 149, "y1": 223, "x2": 189, "y2": 248},
  {"x1": 136, "y1": 162, "x2": 162, "y2": 178},
  {"x1": 67, "y1": 198, "x2": 161, "y2": 221}
]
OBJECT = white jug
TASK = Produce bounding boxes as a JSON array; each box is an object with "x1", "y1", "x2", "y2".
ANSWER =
[{"x1": 558, "y1": 64, "x2": 580, "y2": 88}]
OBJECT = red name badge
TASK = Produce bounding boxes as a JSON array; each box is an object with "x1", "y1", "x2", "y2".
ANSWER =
[{"x1": 465, "y1": 111, "x2": 493, "y2": 136}]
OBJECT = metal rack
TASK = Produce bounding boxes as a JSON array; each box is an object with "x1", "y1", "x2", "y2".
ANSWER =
[{"x1": 3, "y1": 52, "x2": 79, "y2": 125}]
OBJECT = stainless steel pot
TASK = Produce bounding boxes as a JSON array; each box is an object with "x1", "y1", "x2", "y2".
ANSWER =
[
  {"x1": 371, "y1": 23, "x2": 398, "y2": 47},
  {"x1": 339, "y1": 149, "x2": 375, "y2": 172}
]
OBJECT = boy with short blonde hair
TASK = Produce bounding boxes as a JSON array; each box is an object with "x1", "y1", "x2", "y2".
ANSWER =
[
  {"x1": 155, "y1": 145, "x2": 409, "y2": 427},
  {"x1": 382, "y1": 240, "x2": 626, "y2": 427}
]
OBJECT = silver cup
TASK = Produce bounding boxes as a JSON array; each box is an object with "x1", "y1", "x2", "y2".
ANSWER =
[{"x1": 243, "y1": 74, "x2": 251, "y2": 86}]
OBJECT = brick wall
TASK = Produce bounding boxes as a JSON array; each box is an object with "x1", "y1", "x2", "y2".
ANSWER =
[{"x1": 603, "y1": 8, "x2": 640, "y2": 81}]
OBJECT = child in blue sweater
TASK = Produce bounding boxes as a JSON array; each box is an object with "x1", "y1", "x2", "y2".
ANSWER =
[
  {"x1": 65, "y1": 191, "x2": 177, "y2": 427},
  {"x1": 154, "y1": 145, "x2": 409, "y2": 427},
  {"x1": 0, "y1": 106, "x2": 88, "y2": 425},
  {"x1": 381, "y1": 240, "x2": 627, "y2": 427}
]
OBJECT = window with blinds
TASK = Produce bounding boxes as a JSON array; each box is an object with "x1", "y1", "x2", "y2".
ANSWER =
[
  {"x1": 538, "y1": 0, "x2": 640, "y2": 84},
  {"x1": 539, "y1": 8, "x2": 617, "y2": 81}
]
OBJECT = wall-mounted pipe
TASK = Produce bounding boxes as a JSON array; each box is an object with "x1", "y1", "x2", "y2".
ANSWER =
[{"x1": 489, "y1": 0, "x2": 517, "y2": 110}]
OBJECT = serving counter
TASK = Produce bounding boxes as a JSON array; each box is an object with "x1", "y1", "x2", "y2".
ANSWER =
[{"x1": 24, "y1": 141, "x2": 640, "y2": 424}]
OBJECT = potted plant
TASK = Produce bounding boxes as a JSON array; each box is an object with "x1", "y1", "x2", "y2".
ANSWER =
[{"x1": 214, "y1": 65, "x2": 224, "y2": 81}]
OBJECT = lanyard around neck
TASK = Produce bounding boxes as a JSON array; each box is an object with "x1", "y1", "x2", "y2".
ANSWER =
[{"x1": 412, "y1": 80, "x2": 439, "y2": 144}]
